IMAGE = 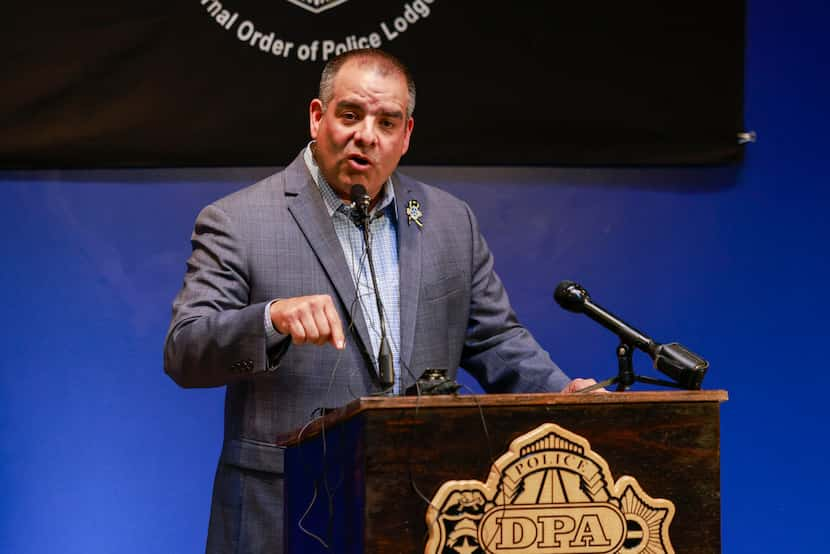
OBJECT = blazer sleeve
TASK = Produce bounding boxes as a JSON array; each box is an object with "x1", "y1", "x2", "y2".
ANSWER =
[
  {"x1": 459, "y1": 202, "x2": 572, "y2": 393},
  {"x1": 163, "y1": 203, "x2": 289, "y2": 388}
]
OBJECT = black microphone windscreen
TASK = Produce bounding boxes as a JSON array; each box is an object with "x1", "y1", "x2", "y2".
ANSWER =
[
  {"x1": 350, "y1": 184, "x2": 368, "y2": 203},
  {"x1": 554, "y1": 280, "x2": 589, "y2": 313}
]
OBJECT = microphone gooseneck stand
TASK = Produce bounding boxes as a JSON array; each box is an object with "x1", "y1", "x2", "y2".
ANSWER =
[
  {"x1": 350, "y1": 184, "x2": 394, "y2": 391},
  {"x1": 361, "y1": 218, "x2": 395, "y2": 390},
  {"x1": 578, "y1": 342, "x2": 690, "y2": 393}
]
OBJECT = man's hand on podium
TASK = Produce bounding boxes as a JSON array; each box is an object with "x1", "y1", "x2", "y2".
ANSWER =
[{"x1": 562, "y1": 378, "x2": 608, "y2": 393}]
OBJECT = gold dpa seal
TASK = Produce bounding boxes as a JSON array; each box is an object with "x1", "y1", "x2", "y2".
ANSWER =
[{"x1": 425, "y1": 423, "x2": 676, "y2": 554}]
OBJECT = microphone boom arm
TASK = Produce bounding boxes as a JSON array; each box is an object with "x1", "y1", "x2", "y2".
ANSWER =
[{"x1": 554, "y1": 280, "x2": 709, "y2": 391}]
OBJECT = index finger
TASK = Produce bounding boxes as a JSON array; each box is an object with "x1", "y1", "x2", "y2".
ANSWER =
[{"x1": 323, "y1": 300, "x2": 345, "y2": 349}]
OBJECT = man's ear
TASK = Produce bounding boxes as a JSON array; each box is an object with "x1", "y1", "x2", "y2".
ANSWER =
[
  {"x1": 309, "y1": 99, "x2": 324, "y2": 139},
  {"x1": 401, "y1": 116, "x2": 415, "y2": 156}
]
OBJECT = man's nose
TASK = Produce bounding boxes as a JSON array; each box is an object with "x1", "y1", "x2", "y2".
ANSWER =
[{"x1": 353, "y1": 119, "x2": 377, "y2": 146}]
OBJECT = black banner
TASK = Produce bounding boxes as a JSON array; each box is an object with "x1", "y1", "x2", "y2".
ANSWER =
[{"x1": 1, "y1": 1, "x2": 745, "y2": 168}]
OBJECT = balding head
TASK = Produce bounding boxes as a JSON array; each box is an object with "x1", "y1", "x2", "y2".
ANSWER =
[{"x1": 319, "y1": 49, "x2": 416, "y2": 119}]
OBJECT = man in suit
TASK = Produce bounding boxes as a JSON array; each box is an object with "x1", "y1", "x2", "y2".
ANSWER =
[{"x1": 165, "y1": 48, "x2": 596, "y2": 553}]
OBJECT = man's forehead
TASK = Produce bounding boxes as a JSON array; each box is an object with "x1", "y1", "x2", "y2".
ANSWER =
[
  {"x1": 339, "y1": 57, "x2": 401, "y2": 79},
  {"x1": 331, "y1": 66, "x2": 407, "y2": 110},
  {"x1": 334, "y1": 60, "x2": 406, "y2": 92}
]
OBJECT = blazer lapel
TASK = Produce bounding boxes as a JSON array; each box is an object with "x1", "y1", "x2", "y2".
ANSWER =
[
  {"x1": 394, "y1": 175, "x2": 423, "y2": 389},
  {"x1": 282, "y1": 155, "x2": 374, "y2": 366}
]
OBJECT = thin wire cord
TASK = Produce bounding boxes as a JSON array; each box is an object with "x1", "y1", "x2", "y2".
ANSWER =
[
  {"x1": 293, "y1": 242, "x2": 368, "y2": 550},
  {"x1": 295, "y1": 206, "x2": 418, "y2": 546},
  {"x1": 300, "y1": 226, "x2": 384, "y2": 548},
  {"x1": 295, "y1": 418, "x2": 330, "y2": 549},
  {"x1": 400, "y1": 356, "x2": 443, "y2": 512},
  {"x1": 457, "y1": 385, "x2": 511, "y2": 552},
  {"x1": 297, "y1": 482, "x2": 329, "y2": 549}
]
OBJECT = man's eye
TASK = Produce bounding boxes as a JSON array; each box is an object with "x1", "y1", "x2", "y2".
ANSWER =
[{"x1": 342, "y1": 112, "x2": 357, "y2": 121}]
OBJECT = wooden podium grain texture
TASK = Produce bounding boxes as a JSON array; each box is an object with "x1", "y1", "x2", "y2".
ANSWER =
[{"x1": 278, "y1": 391, "x2": 728, "y2": 553}]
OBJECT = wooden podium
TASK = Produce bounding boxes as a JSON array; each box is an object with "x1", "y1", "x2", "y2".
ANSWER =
[{"x1": 278, "y1": 391, "x2": 727, "y2": 553}]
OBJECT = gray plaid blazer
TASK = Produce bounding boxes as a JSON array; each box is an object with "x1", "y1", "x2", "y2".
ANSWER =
[{"x1": 164, "y1": 151, "x2": 569, "y2": 553}]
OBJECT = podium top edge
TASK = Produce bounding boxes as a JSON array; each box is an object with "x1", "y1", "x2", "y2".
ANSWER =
[
  {"x1": 277, "y1": 390, "x2": 728, "y2": 446},
  {"x1": 360, "y1": 389, "x2": 726, "y2": 407}
]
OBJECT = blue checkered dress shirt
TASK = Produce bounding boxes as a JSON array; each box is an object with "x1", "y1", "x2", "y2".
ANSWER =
[{"x1": 301, "y1": 145, "x2": 402, "y2": 394}]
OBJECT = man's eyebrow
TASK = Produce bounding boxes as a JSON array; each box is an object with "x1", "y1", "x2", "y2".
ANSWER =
[
  {"x1": 334, "y1": 100, "x2": 403, "y2": 120},
  {"x1": 378, "y1": 109, "x2": 404, "y2": 120},
  {"x1": 335, "y1": 100, "x2": 363, "y2": 112}
]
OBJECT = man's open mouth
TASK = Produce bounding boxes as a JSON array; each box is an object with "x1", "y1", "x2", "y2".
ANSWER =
[{"x1": 348, "y1": 154, "x2": 371, "y2": 167}]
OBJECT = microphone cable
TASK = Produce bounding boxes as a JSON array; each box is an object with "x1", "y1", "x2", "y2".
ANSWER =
[{"x1": 295, "y1": 226, "x2": 375, "y2": 550}]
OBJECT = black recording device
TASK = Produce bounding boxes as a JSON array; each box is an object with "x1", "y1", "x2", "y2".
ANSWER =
[{"x1": 405, "y1": 368, "x2": 460, "y2": 396}]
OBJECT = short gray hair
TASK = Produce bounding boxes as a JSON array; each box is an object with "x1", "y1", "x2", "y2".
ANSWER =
[{"x1": 319, "y1": 49, "x2": 416, "y2": 119}]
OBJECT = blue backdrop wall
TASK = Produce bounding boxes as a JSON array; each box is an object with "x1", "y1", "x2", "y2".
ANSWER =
[{"x1": 2, "y1": 2, "x2": 828, "y2": 551}]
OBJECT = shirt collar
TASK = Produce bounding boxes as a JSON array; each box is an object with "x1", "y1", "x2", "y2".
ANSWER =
[{"x1": 304, "y1": 142, "x2": 397, "y2": 220}]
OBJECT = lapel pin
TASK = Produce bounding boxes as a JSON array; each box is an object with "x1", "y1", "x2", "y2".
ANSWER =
[{"x1": 406, "y1": 199, "x2": 424, "y2": 229}]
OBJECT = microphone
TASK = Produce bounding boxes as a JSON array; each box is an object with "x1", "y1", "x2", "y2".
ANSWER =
[
  {"x1": 349, "y1": 183, "x2": 394, "y2": 390},
  {"x1": 554, "y1": 280, "x2": 708, "y2": 390},
  {"x1": 349, "y1": 184, "x2": 371, "y2": 227}
]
